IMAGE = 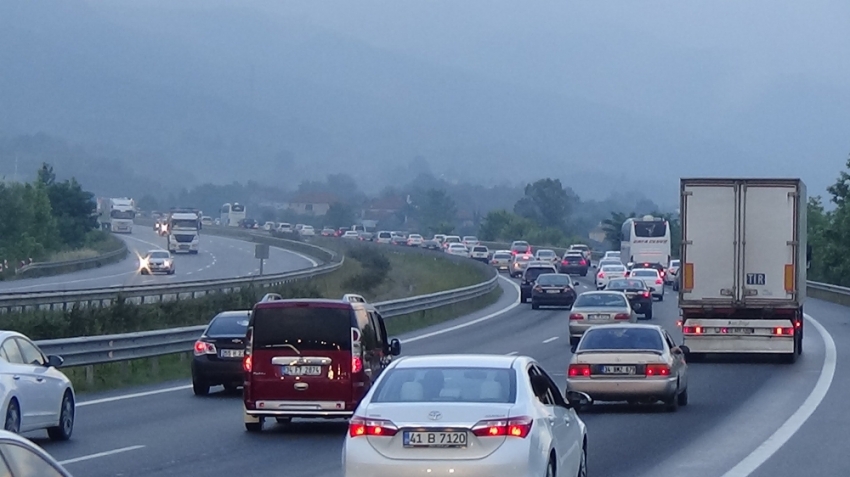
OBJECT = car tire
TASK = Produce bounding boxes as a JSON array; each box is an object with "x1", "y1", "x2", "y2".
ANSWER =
[
  {"x1": 47, "y1": 391, "x2": 75, "y2": 441},
  {"x1": 532, "y1": 302, "x2": 539, "y2": 310},
  {"x1": 546, "y1": 454, "x2": 556, "y2": 477},
  {"x1": 665, "y1": 393, "x2": 679, "y2": 412},
  {"x1": 245, "y1": 419, "x2": 263, "y2": 432},
  {"x1": 576, "y1": 444, "x2": 587, "y2": 477},
  {"x1": 658, "y1": 293, "x2": 664, "y2": 302},
  {"x1": 193, "y1": 380, "x2": 210, "y2": 396},
  {"x1": 4, "y1": 399, "x2": 20, "y2": 434},
  {"x1": 677, "y1": 387, "x2": 689, "y2": 406},
  {"x1": 644, "y1": 308, "x2": 653, "y2": 320}
]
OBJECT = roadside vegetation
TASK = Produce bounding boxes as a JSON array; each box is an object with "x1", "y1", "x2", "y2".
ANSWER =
[
  {"x1": 0, "y1": 163, "x2": 103, "y2": 279},
  {"x1": 806, "y1": 156, "x2": 850, "y2": 286}
]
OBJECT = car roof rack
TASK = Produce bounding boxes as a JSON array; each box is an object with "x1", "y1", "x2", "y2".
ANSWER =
[{"x1": 342, "y1": 293, "x2": 367, "y2": 303}]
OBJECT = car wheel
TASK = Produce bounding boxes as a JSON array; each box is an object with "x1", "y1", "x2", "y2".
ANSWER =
[
  {"x1": 665, "y1": 392, "x2": 679, "y2": 412},
  {"x1": 658, "y1": 293, "x2": 664, "y2": 302},
  {"x1": 576, "y1": 444, "x2": 587, "y2": 477},
  {"x1": 644, "y1": 308, "x2": 653, "y2": 320},
  {"x1": 193, "y1": 380, "x2": 210, "y2": 396},
  {"x1": 4, "y1": 399, "x2": 20, "y2": 434},
  {"x1": 546, "y1": 454, "x2": 556, "y2": 477},
  {"x1": 245, "y1": 419, "x2": 263, "y2": 432},
  {"x1": 48, "y1": 391, "x2": 75, "y2": 441},
  {"x1": 532, "y1": 303, "x2": 539, "y2": 310},
  {"x1": 678, "y1": 387, "x2": 689, "y2": 406}
]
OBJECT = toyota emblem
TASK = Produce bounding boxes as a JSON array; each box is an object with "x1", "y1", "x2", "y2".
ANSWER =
[{"x1": 428, "y1": 411, "x2": 442, "y2": 421}]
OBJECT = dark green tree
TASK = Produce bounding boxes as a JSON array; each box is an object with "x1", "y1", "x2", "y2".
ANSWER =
[
  {"x1": 513, "y1": 179, "x2": 574, "y2": 231},
  {"x1": 600, "y1": 211, "x2": 634, "y2": 250},
  {"x1": 417, "y1": 189, "x2": 457, "y2": 234},
  {"x1": 324, "y1": 202, "x2": 356, "y2": 228}
]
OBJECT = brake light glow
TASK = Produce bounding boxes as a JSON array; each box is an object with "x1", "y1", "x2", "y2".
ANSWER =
[
  {"x1": 682, "y1": 326, "x2": 703, "y2": 334},
  {"x1": 655, "y1": 278, "x2": 663, "y2": 285},
  {"x1": 561, "y1": 259, "x2": 568, "y2": 265},
  {"x1": 580, "y1": 259, "x2": 587, "y2": 266},
  {"x1": 242, "y1": 355, "x2": 252, "y2": 372},
  {"x1": 194, "y1": 340, "x2": 216, "y2": 356},
  {"x1": 614, "y1": 313, "x2": 630, "y2": 320},
  {"x1": 471, "y1": 416, "x2": 533, "y2": 438},
  {"x1": 352, "y1": 356, "x2": 363, "y2": 373},
  {"x1": 645, "y1": 364, "x2": 670, "y2": 376},
  {"x1": 597, "y1": 272, "x2": 605, "y2": 279},
  {"x1": 774, "y1": 327, "x2": 794, "y2": 335},
  {"x1": 568, "y1": 364, "x2": 591, "y2": 377},
  {"x1": 349, "y1": 417, "x2": 399, "y2": 437},
  {"x1": 642, "y1": 291, "x2": 650, "y2": 298},
  {"x1": 569, "y1": 313, "x2": 583, "y2": 320}
]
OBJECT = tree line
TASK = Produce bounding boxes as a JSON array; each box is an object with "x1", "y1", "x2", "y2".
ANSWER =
[
  {"x1": 0, "y1": 164, "x2": 100, "y2": 274},
  {"x1": 807, "y1": 156, "x2": 850, "y2": 286}
]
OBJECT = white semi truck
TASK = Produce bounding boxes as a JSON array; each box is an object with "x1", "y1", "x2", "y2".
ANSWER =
[
  {"x1": 678, "y1": 178, "x2": 808, "y2": 363},
  {"x1": 166, "y1": 208, "x2": 201, "y2": 254},
  {"x1": 109, "y1": 198, "x2": 135, "y2": 233}
]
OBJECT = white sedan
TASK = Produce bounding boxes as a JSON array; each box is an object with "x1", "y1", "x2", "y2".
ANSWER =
[
  {"x1": 628, "y1": 268, "x2": 665, "y2": 300},
  {"x1": 446, "y1": 243, "x2": 469, "y2": 256},
  {"x1": 342, "y1": 354, "x2": 590, "y2": 477},
  {"x1": 595, "y1": 264, "x2": 627, "y2": 289},
  {"x1": 0, "y1": 331, "x2": 75, "y2": 440}
]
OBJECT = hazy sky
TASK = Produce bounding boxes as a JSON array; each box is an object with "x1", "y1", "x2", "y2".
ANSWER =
[{"x1": 3, "y1": 0, "x2": 849, "y2": 204}]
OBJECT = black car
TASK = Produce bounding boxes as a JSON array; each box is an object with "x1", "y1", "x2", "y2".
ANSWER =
[
  {"x1": 559, "y1": 253, "x2": 589, "y2": 276},
  {"x1": 606, "y1": 278, "x2": 654, "y2": 319},
  {"x1": 520, "y1": 262, "x2": 558, "y2": 302},
  {"x1": 531, "y1": 273, "x2": 580, "y2": 310},
  {"x1": 192, "y1": 310, "x2": 251, "y2": 395}
]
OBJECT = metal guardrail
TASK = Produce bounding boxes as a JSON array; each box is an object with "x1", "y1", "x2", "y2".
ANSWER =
[
  {"x1": 15, "y1": 242, "x2": 129, "y2": 278},
  {"x1": 0, "y1": 235, "x2": 341, "y2": 312},
  {"x1": 806, "y1": 280, "x2": 850, "y2": 308},
  {"x1": 35, "y1": 275, "x2": 499, "y2": 368}
]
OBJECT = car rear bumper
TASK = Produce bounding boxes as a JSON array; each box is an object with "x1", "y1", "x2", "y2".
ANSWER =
[
  {"x1": 191, "y1": 359, "x2": 243, "y2": 385},
  {"x1": 343, "y1": 438, "x2": 541, "y2": 477},
  {"x1": 567, "y1": 376, "x2": 678, "y2": 401},
  {"x1": 560, "y1": 266, "x2": 588, "y2": 274},
  {"x1": 683, "y1": 336, "x2": 795, "y2": 353},
  {"x1": 245, "y1": 400, "x2": 355, "y2": 418},
  {"x1": 531, "y1": 294, "x2": 575, "y2": 306}
]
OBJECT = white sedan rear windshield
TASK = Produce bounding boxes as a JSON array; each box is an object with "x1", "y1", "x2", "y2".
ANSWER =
[
  {"x1": 579, "y1": 327, "x2": 664, "y2": 351},
  {"x1": 494, "y1": 253, "x2": 512, "y2": 259},
  {"x1": 574, "y1": 293, "x2": 627, "y2": 308},
  {"x1": 371, "y1": 367, "x2": 517, "y2": 403},
  {"x1": 602, "y1": 266, "x2": 625, "y2": 272},
  {"x1": 632, "y1": 270, "x2": 658, "y2": 277}
]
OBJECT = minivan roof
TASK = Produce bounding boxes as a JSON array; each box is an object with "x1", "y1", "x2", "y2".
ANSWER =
[{"x1": 253, "y1": 298, "x2": 364, "y2": 310}]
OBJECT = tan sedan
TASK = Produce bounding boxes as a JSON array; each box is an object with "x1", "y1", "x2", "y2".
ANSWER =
[
  {"x1": 568, "y1": 291, "x2": 636, "y2": 346},
  {"x1": 566, "y1": 324, "x2": 689, "y2": 411}
]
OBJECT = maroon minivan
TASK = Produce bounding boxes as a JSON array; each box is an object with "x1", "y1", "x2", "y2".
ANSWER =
[{"x1": 242, "y1": 295, "x2": 401, "y2": 432}]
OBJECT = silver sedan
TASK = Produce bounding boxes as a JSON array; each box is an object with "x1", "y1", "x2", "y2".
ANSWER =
[
  {"x1": 342, "y1": 354, "x2": 591, "y2": 477},
  {"x1": 568, "y1": 291, "x2": 636, "y2": 346},
  {"x1": 566, "y1": 324, "x2": 689, "y2": 411}
]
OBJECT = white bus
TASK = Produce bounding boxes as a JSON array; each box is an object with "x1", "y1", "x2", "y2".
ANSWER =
[
  {"x1": 220, "y1": 202, "x2": 247, "y2": 227},
  {"x1": 620, "y1": 215, "x2": 671, "y2": 269}
]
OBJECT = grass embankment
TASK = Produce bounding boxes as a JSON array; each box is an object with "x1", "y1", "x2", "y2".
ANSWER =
[
  {"x1": 23, "y1": 241, "x2": 497, "y2": 393},
  {"x1": 47, "y1": 231, "x2": 125, "y2": 262},
  {"x1": 6, "y1": 231, "x2": 127, "y2": 281}
]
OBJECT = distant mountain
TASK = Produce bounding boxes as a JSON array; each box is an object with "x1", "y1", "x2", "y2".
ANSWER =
[{"x1": 1, "y1": 1, "x2": 810, "y2": 203}]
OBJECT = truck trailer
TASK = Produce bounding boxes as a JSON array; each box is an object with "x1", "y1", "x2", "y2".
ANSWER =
[{"x1": 678, "y1": 178, "x2": 807, "y2": 363}]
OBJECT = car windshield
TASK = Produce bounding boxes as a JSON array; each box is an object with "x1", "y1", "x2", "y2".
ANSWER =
[
  {"x1": 494, "y1": 253, "x2": 512, "y2": 259},
  {"x1": 537, "y1": 250, "x2": 555, "y2": 257},
  {"x1": 606, "y1": 252, "x2": 621, "y2": 257},
  {"x1": 670, "y1": 260, "x2": 680, "y2": 267},
  {"x1": 607, "y1": 279, "x2": 647, "y2": 290},
  {"x1": 574, "y1": 293, "x2": 627, "y2": 308},
  {"x1": 579, "y1": 327, "x2": 664, "y2": 351},
  {"x1": 571, "y1": 245, "x2": 589, "y2": 251},
  {"x1": 515, "y1": 255, "x2": 532, "y2": 262},
  {"x1": 206, "y1": 312, "x2": 251, "y2": 337},
  {"x1": 525, "y1": 267, "x2": 556, "y2": 281},
  {"x1": 472, "y1": 246, "x2": 487, "y2": 252},
  {"x1": 371, "y1": 367, "x2": 517, "y2": 403},
  {"x1": 599, "y1": 260, "x2": 620, "y2": 267},
  {"x1": 410, "y1": 235, "x2": 422, "y2": 239},
  {"x1": 148, "y1": 251, "x2": 169, "y2": 259},
  {"x1": 602, "y1": 266, "x2": 625, "y2": 273},
  {"x1": 445, "y1": 237, "x2": 460, "y2": 243},
  {"x1": 463, "y1": 236, "x2": 478, "y2": 241},
  {"x1": 632, "y1": 270, "x2": 658, "y2": 277},
  {"x1": 251, "y1": 305, "x2": 352, "y2": 351},
  {"x1": 536, "y1": 274, "x2": 570, "y2": 286}
]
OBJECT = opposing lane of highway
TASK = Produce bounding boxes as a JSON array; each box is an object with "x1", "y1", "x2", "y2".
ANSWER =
[
  {"x1": 32, "y1": 273, "x2": 835, "y2": 477},
  {"x1": 0, "y1": 227, "x2": 317, "y2": 294}
]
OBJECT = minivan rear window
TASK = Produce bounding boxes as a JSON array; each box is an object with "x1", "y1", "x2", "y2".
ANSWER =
[{"x1": 251, "y1": 306, "x2": 352, "y2": 351}]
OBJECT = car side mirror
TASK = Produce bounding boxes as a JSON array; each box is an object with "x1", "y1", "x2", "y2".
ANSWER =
[
  {"x1": 46, "y1": 355, "x2": 64, "y2": 368},
  {"x1": 389, "y1": 339, "x2": 401, "y2": 356},
  {"x1": 565, "y1": 390, "x2": 593, "y2": 408},
  {"x1": 574, "y1": 281, "x2": 581, "y2": 287}
]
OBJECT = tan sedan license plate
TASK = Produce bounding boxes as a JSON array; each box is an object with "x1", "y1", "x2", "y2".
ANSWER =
[
  {"x1": 403, "y1": 431, "x2": 468, "y2": 448},
  {"x1": 589, "y1": 314, "x2": 609, "y2": 320},
  {"x1": 601, "y1": 366, "x2": 636, "y2": 375}
]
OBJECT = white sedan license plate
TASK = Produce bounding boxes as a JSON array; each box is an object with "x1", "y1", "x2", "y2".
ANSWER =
[
  {"x1": 546, "y1": 289, "x2": 560, "y2": 293},
  {"x1": 602, "y1": 365, "x2": 636, "y2": 375},
  {"x1": 589, "y1": 314, "x2": 609, "y2": 320},
  {"x1": 403, "y1": 431, "x2": 468, "y2": 448},
  {"x1": 282, "y1": 365, "x2": 322, "y2": 376},
  {"x1": 220, "y1": 349, "x2": 244, "y2": 358}
]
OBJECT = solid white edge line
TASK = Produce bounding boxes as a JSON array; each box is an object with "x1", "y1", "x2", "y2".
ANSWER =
[
  {"x1": 543, "y1": 336, "x2": 559, "y2": 343},
  {"x1": 720, "y1": 313, "x2": 836, "y2": 477},
  {"x1": 58, "y1": 445, "x2": 145, "y2": 465},
  {"x1": 77, "y1": 275, "x2": 521, "y2": 406},
  {"x1": 77, "y1": 385, "x2": 193, "y2": 407}
]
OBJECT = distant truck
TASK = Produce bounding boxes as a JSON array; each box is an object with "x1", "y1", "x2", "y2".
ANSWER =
[
  {"x1": 166, "y1": 208, "x2": 201, "y2": 254},
  {"x1": 678, "y1": 178, "x2": 808, "y2": 363},
  {"x1": 108, "y1": 198, "x2": 135, "y2": 233}
]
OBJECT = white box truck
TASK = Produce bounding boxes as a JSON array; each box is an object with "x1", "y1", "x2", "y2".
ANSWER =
[{"x1": 678, "y1": 178, "x2": 807, "y2": 363}]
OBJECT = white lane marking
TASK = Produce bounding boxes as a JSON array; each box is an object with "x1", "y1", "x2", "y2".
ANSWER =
[
  {"x1": 77, "y1": 385, "x2": 192, "y2": 407},
  {"x1": 506, "y1": 351, "x2": 519, "y2": 355},
  {"x1": 543, "y1": 336, "x2": 559, "y2": 343},
  {"x1": 58, "y1": 445, "x2": 145, "y2": 465},
  {"x1": 720, "y1": 313, "x2": 836, "y2": 477},
  {"x1": 275, "y1": 246, "x2": 319, "y2": 267},
  {"x1": 77, "y1": 276, "x2": 521, "y2": 407},
  {"x1": 401, "y1": 276, "x2": 521, "y2": 344}
]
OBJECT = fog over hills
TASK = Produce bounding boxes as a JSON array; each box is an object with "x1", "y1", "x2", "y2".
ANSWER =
[{"x1": 2, "y1": 0, "x2": 848, "y2": 206}]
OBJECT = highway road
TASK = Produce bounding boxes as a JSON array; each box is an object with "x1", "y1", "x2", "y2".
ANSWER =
[
  {"x1": 29, "y1": 271, "x2": 840, "y2": 477},
  {"x1": 0, "y1": 226, "x2": 317, "y2": 294}
]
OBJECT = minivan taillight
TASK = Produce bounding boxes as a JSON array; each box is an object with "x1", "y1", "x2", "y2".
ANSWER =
[
  {"x1": 242, "y1": 355, "x2": 252, "y2": 372},
  {"x1": 352, "y1": 356, "x2": 363, "y2": 374}
]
